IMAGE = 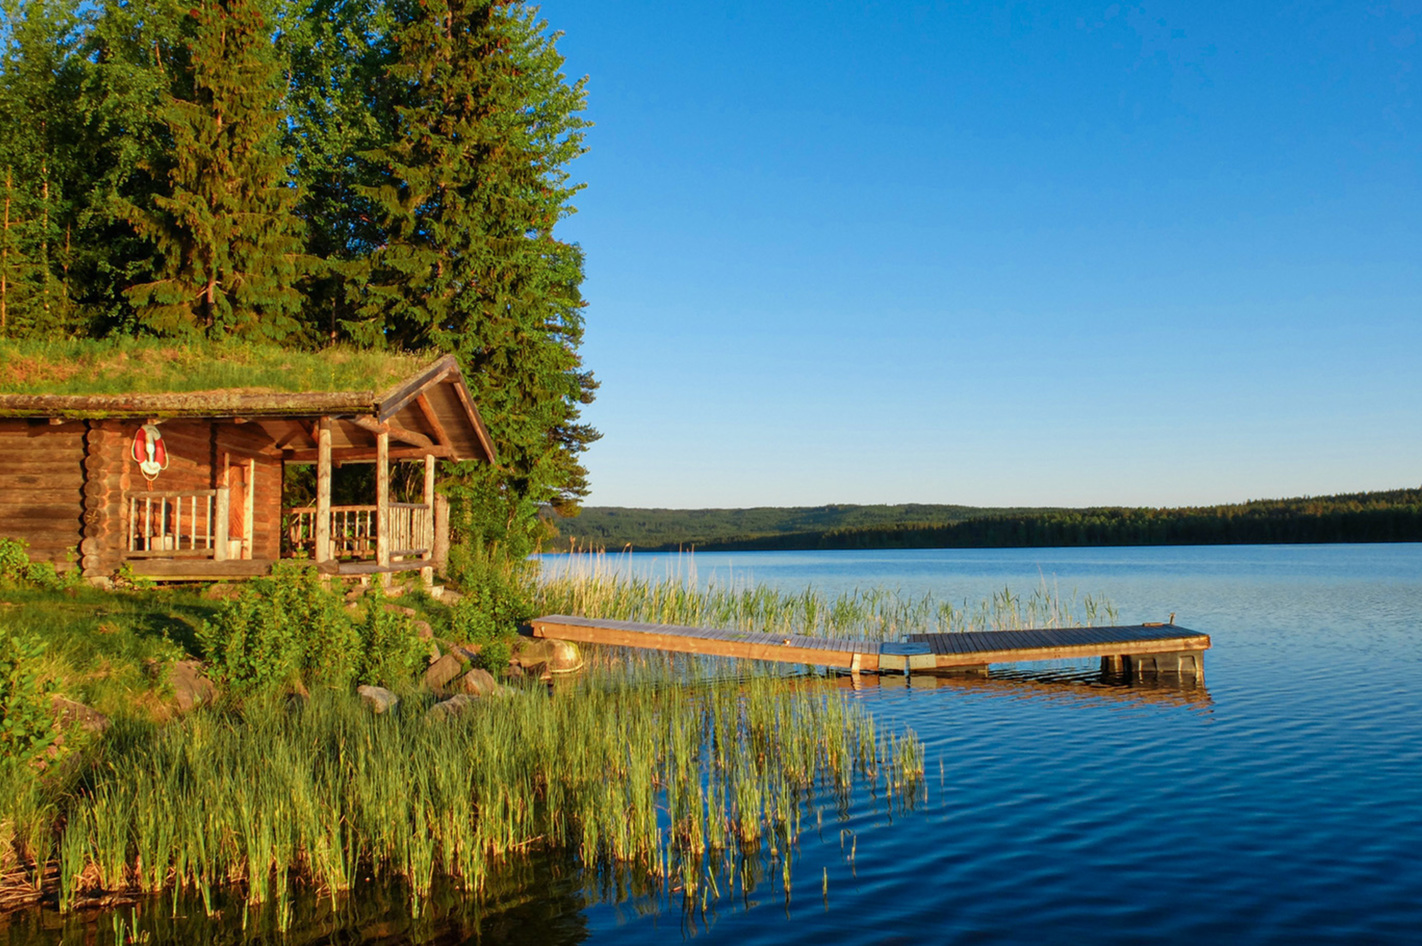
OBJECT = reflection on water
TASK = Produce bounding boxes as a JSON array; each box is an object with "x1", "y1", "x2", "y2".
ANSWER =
[{"x1": 836, "y1": 662, "x2": 1215, "y2": 711}]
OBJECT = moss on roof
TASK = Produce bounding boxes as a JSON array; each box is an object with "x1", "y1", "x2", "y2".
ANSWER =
[{"x1": 0, "y1": 339, "x2": 434, "y2": 397}]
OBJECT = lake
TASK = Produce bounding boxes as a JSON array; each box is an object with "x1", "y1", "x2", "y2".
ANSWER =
[{"x1": 7, "y1": 544, "x2": 1421, "y2": 943}]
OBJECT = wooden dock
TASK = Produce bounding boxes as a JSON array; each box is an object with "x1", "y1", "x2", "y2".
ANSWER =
[{"x1": 528, "y1": 615, "x2": 1210, "y2": 677}]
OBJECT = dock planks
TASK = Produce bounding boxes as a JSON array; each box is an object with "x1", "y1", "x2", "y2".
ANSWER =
[{"x1": 528, "y1": 615, "x2": 1210, "y2": 674}]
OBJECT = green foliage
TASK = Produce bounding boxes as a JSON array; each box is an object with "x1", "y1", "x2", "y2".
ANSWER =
[
  {"x1": 198, "y1": 564, "x2": 359, "y2": 694},
  {"x1": 346, "y1": 0, "x2": 597, "y2": 527},
  {"x1": 0, "y1": 0, "x2": 597, "y2": 525},
  {"x1": 355, "y1": 587, "x2": 425, "y2": 690},
  {"x1": 0, "y1": 536, "x2": 79, "y2": 591},
  {"x1": 115, "y1": 0, "x2": 305, "y2": 338},
  {"x1": 0, "y1": 536, "x2": 29, "y2": 585},
  {"x1": 0, "y1": 623, "x2": 58, "y2": 772},
  {"x1": 0, "y1": 337, "x2": 430, "y2": 396},
  {"x1": 448, "y1": 543, "x2": 533, "y2": 676},
  {"x1": 198, "y1": 565, "x2": 437, "y2": 694}
]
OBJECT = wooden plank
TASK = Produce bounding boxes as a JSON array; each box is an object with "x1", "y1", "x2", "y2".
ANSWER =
[
  {"x1": 128, "y1": 558, "x2": 274, "y2": 579},
  {"x1": 532, "y1": 617, "x2": 867, "y2": 670},
  {"x1": 375, "y1": 355, "x2": 457, "y2": 421},
  {"x1": 925, "y1": 635, "x2": 1209, "y2": 669}
]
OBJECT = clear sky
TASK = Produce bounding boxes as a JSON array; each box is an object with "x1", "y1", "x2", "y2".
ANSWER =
[{"x1": 539, "y1": 1, "x2": 1421, "y2": 510}]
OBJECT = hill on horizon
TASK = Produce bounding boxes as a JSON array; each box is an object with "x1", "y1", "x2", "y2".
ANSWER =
[{"x1": 545, "y1": 489, "x2": 1422, "y2": 552}]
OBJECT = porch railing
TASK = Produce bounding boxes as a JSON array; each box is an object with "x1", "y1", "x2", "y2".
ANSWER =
[
  {"x1": 285, "y1": 503, "x2": 434, "y2": 561},
  {"x1": 126, "y1": 489, "x2": 230, "y2": 559}
]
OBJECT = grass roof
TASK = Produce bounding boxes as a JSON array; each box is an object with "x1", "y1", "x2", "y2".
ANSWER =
[{"x1": 0, "y1": 339, "x2": 435, "y2": 397}]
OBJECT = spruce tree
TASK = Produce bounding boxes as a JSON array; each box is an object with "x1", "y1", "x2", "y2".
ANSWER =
[
  {"x1": 282, "y1": 0, "x2": 396, "y2": 341},
  {"x1": 354, "y1": 0, "x2": 597, "y2": 534},
  {"x1": 118, "y1": 0, "x2": 304, "y2": 338},
  {"x1": 0, "y1": 0, "x2": 81, "y2": 335}
]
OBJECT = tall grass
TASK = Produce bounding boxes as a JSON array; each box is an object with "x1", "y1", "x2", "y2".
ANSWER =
[
  {"x1": 535, "y1": 551, "x2": 1119, "y2": 640},
  {"x1": 34, "y1": 673, "x2": 920, "y2": 919}
]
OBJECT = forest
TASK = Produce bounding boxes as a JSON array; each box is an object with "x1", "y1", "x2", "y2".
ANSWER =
[
  {"x1": 549, "y1": 488, "x2": 1422, "y2": 551},
  {"x1": 0, "y1": 0, "x2": 597, "y2": 544}
]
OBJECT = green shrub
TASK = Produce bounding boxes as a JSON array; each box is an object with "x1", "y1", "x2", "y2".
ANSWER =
[
  {"x1": 0, "y1": 537, "x2": 79, "y2": 592},
  {"x1": 0, "y1": 625, "x2": 59, "y2": 772},
  {"x1": 356, "y1": 588, "x2": 425, "y2": 690},
  {"x1": 198, "y1": 564, "x2": 360, "y2": 694},
  {"x1": 448, "y1": 543, "x2": 533, "y2": 677},
  {"x1": 0, "y1": 538, "x2": 32, "y2": 587}
]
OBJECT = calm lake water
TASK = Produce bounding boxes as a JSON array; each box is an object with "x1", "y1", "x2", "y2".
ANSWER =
[{"x1": 8, "y1": 544, "x2": 1422, "y2": 944}]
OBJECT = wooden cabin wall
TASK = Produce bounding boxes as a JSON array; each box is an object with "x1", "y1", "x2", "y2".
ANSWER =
[
  {"x1": 0, "y1": 420, "x2": 87, "y2": 569},
  {"x1": 80, "y1": 421, "x2": 131, "y2": 578}
]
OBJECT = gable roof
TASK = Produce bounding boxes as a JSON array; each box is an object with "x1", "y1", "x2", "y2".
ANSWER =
[{"x1": 0, "y1": 352, "x2": 496, "y2": 464}]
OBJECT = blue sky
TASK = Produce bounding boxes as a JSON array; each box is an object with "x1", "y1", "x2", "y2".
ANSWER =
[{"x1": 540, "y1": 1, "x2": 1421, "y2": 509}]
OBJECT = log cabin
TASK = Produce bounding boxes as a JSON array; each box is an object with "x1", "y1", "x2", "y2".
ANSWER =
[{"x1": 0, "y1": 353, "x2": 495, "y2": 583}]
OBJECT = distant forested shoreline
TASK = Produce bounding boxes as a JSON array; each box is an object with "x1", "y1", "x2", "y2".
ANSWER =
[{"x1": 545, "y1": 488, "x2": 1422, "y2": 551}]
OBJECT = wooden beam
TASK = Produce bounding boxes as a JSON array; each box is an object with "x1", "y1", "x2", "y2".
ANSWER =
[
  {"x1": 449, "y1": 378, "x2": 497, "y2": 463},
  {"x1": 351, "y1": 415, "x2": 433, "y2": 449},
  {"x1": 375, "y1": 355, "x2": 458, "y2": 421},
  {"x1": 283, "y1": 444, "x2": 451, "y2": 463},
  {"x1": 414, "y1": 393, "x2": 450, "y2": 447}
]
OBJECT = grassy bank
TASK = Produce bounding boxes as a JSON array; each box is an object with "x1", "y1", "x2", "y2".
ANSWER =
[
  {"x1": 5, "y1": 674, "x2": 921, "y2": 922},
  {"x1": 2, "y1": 553, "x2": 934, "y2": 924}
]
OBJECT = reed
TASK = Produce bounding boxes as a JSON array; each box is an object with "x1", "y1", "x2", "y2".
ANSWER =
[
  {"x1": 534, "y1": 551, "x2": 1119, "y2": 640},
  {"x1": 41, "y1": 671, "x2": 921, "y2": 916}
]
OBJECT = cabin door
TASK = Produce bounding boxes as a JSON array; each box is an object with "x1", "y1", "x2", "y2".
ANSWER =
[{"x1": 223, "y1": 455, "x2": 256, "y2": 560}]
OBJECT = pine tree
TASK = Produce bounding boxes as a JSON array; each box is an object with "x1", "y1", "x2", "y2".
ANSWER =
[
  {"x1": 353, "y1": 0, "x2": 597, "y2": 532},
  {"x1": 282, "y1": 0, "x2": 397, "y2": 341},
  {"x1": 118, "y1": 0, "x2": 304, "y2": 338},
  {"x1": 0, "y1": 0, "x2": 82, "y2": 335}
]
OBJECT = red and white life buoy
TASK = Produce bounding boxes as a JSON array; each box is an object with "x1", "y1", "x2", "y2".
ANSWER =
[{"x1": 131, "y1": 424, "x2": 170, "y2": 481}]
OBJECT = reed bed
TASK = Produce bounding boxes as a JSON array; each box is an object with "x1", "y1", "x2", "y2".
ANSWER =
[
  {"x1": 34, "y1": 673, "x2": 921, "y2": 922},
  {"x1": 535, "y1": 552, "x2": 1119, "y2": 640}
]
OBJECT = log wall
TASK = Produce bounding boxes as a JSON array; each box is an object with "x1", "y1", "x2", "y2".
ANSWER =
[
  {"x1": 0, "y1": 420, "x2": 87, "y2": 569},
  {"x1": 5, "y1": 418, "x2": 290, "y2": 578}
]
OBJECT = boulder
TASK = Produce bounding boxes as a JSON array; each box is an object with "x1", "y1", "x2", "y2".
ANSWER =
[
  {"x1": 426, "y1": 694, "x2": 476, "y2": 721},
  {"x1": 357, "y1": 685, "x2": 400, "y2": 714},
  {"x1": 170, "y1": 660, "x2": 216, "y2": 712},
  {"x1": 384, "y1": 605, "x2": 419, "y2": 618},
  {"x1": 458, "y1": 668, "x2": 498, "y2": 696},
  {"x1": 423, "y1": 653, "x2": 463, "y2": 693},
  {"x1": 50, "y1": 697, "x2": 109, "y2": 734},
  {"x1": 450, "y1": 643, "x2": 482, "y2": 662},
  {"x1": 412, "y1": 620, "x2": 435, "y2": 641},
  {"x1": 513, "y1": 638, "x2": 584, "y2": 675}
]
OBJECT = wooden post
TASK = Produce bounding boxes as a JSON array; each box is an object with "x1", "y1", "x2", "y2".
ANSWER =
[
  {"x1": 421, "y1": 453, "x2": 436, "y2": 589},
  {"x1": 214, "y1": 487, "x2": 230, "y2": 562},
  {"x1": 376, "y1": 429, "x2": 390, "y2": 587},
  {"x1": 315, "y1": 418, "x2": 332, "y2": 566},
  {"x1": 433, "y1": 494, "x2": 450, "y2": 573},
  {"x1": 243, "y1": 457, "x2": 256, "y2": 560}
]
